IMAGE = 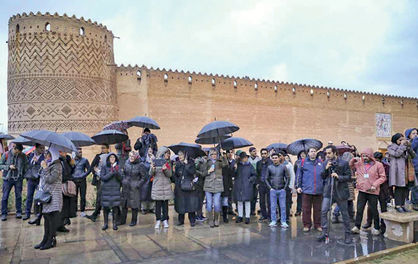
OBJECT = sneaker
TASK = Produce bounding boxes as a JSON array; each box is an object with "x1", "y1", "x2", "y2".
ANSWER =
[
  {"x1": 154, "y1": 220, "x2": 161, "y2": 229},
  {"x1": 163, "y1": 220, "x2": 169, "y2": 228},
  {"x1": 16, "y1": 213, "x2": 22, "y2": 219},
  {"x1": 245, "y1": 218, "x2": 250, "y2": 224},
  {"x1": 269, "y1": 221, "x2": 277, "y2": 227},
  {"x1": 351, "y1": 226, "x2": 360, "y2": 234},
  {"x1": 80, "y1": 212, "x2": 86, "y2": 217},
  {"x1": 1, "y1": 215, "x2": 6, "y2": 221},
  {"x1": 22, "y1": 214, "x2": 30, "y2": 221},
  {"x1": 395, "y1": 207, "x2": 404, "y2": 213},
  {"x1": 235, "y1": 217, "x2": 243, "y2": 223},
  {"x1": 316, "y1": 227, "x2": 323, "y2": 232},
  {"x1": 303, "y1": 227, "x2": 310, "y2": 232},
  {"x1": 371, "y1": 228, "x2": 380, "y2": 236},
  {"x1": 402, "y1": 207, "x2": 411, "y2": 213},
  {"x1": 281, "y1": 222, "x2": 289, "y2": 228}
]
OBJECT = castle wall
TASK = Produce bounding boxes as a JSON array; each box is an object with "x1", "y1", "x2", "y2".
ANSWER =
[{"x1": 7, "y1": 12, "x2": 118, "y2": 134}]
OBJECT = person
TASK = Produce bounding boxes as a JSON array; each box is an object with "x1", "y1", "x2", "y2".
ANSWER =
[
  {"x1": 120, "y1": 151, "x2": 147, "y2": 226},
  {"x1": 296, "y1": 147, "x2": 325, "y2": 232},
  {"x1": 363, "y1": 152, "x2": 390, "y2": 233},
  {"x1": 72, "y1": 148, "x2": 90, "y2": 217},
  {"x1": 233, "y1": 151, "x2": 257, "y2": 224},
  {"x1": 100, "y1": 153, "x2": 121, "y2": 230},
  {"x1": 256, "y1": 148, "x2": 272, "y2": 221},
  {"x1": 221, "y1": 149, "x2": 235, "y2": 223},
  {"x1": 24, "y1": 143, "x2": 45, "y2": 221},
  {"x1": 405, "y1": 128, "x2": 418, "y2": 211},
  {"x1": 195, "y1": 155, "x2": 208, "y2": 221},
  {"x1": 387, "y1": 133, "x2": 415, "y2": 213},
  {"x1": 57, "y1": 151, "x2": 76, "y2": 232},
  {"x1": 248, "y1": 147, "x2": 261, "y2": 216},
  {"x1": 317, "y1": 145, "x2": 352, "y2": 245},
  {"x1": 134, "y1": 128, "x2": 158, "y2": 157},
  {"x1": 350, "y1": 148, "x2": 386, "y2": 236},
  {"x1": 150, "y1": 146, "x2": 174, "y2": 229},
  {"x1": 115, "y1": 132, "x2": 131, "y2": 170},
  {"x1": 140, "y1": 148, "x2": 155, "y2": 214},
  {"x1": 282, "y1": 152, "x2": 296, "y2": 222},
  {"x1": 173, "y1": 151, "x2": 199, "y2": 226},
  {"x1": 1, "y1": 143, "x2": 27, "y2": 221},
  {"x1": 293, "y1": 151, "x2": 306, "y2": 216},
  {"x1": 86, "y1": 144, "x2": 110, "y2": 222},
  {"x1": 266, "y1": 152, "x2": 289, "y2": 228},
  {"x1": 203, "y1": 148, "x2": 228, "y2": 228},
  {"x1": 34, "y1": 148, "x2": 62, "y2": 250}
]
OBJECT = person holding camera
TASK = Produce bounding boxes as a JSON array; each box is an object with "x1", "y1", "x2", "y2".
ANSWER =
[
  {"x1": 350, "y1": 148, "x2": 386, "y2": 236},
  {"x1": 317, "y1": 145, "x2": 352, "y2": 245}
]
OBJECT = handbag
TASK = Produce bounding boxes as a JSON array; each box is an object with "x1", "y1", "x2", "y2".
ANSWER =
[
  {"x1": 62, "y1": 180, "x2": 77, "y2": 197},
  {"x1": 34, "y1": 188, "x2": 52, "y2": 204},
  {"x1": 180, "y1": 175, "x2": 195, "y2": 192},
  {"x1": 24, "y1": 165, "x2": 41, "y2": 180}
]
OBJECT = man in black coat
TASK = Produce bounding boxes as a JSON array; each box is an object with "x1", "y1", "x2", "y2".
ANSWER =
[
  {"x1": 86, "y1": 144, "x2": 110, "y2": 222},
  {"x1": 221, "y1": 150, "x2": 235, "y2": 223},
  {"x1": 317, "y1": 145, "x2": 352, "y2": 245},
  {"x1": 256, "y1": 148, "x2": 272, "y2": 221}
]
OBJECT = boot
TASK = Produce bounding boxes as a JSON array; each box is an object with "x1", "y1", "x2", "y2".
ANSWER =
[
  {"x1": 222, "y1": 206, "x2": 229, "y2": 223},
  {"x1": 34, "y1": 233, "x2": 48, "y2": 249},
  {"x1": 119, "y1": 206, "x2": 127, "y2": 225},
  {"x1": 214, "y1": 212, "x2": 220, "y2": 227},
  {"x1": 29, "y1": 214, "x2": 42, "y2": 226},
  {"x1": 112, "y1": 209, "x2": 118, "y2": 230},
  {"x1": 102, "y1": 209, "x2": 109, "y2": 230},
  {"x1": 129, "y1": 209, "x2": 138, "y2": 227},
  {"x1": 208, "y1": 211, "x2": 214, "y2": 228},
  {"x1": 86, "y1": 213, "x2": 98, "y2": 222}
]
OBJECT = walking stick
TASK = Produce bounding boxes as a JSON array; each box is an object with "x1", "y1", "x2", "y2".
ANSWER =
[{"x1": 326, "y1": 175, "x2": 335, "y2": 244}]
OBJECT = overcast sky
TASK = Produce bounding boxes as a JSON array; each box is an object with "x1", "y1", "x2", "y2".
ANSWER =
[{"x1": 1, "y1": 0, "x2": 417, "y2": 132}]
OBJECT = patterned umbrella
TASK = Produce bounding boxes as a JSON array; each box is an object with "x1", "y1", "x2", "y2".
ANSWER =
[
  {"x1": 103, "y1": 121, "x2": 130, "y2": 132},
  {"x1": 286, "y1": 138, "x2": 323, "y2": 156}
]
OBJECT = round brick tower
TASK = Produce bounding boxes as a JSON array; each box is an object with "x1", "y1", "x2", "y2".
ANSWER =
[{"x1": 7, "y1": 12, "x2": 118, "y2": 134}]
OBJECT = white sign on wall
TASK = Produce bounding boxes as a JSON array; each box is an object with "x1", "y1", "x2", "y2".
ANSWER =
[{"x1": 376, "y1": 113, "x2": 392, "y2": 138}]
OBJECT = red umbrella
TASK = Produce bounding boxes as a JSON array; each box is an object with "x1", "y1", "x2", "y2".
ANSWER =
[{"x1": 336, "y1": 145, "x2": 354, "y2": 156}]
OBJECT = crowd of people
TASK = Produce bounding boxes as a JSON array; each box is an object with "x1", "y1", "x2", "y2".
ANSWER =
[{"x1": 1, "y1": 127, "x2": 417, "y2": 250}]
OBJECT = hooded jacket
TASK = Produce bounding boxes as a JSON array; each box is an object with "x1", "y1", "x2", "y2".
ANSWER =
[
  {"x1": 150, "y1": 146, "x2": 174, "y2": 200},
  {"x1": 296, "y1": 157, "x2": 325, "y2": 195},
  {"x1": 100, "y1": 153, "x2": 122, "y2": 208},
  {"x1": 349, "y1": 148, "x2": 386, "y2": 195}
]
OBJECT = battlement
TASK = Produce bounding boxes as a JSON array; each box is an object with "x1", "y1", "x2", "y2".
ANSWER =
[
  {"x1": 116, "y1": 64, "x2": 418, "y2": 106},
  {"x1": 8, "y1": 12, "x2": 113, "y2": 43}
]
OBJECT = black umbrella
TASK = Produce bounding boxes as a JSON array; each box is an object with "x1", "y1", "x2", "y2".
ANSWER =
[
  {"x1": 266, "y1": 143, "x2": 288, "y2": 152},
  {"x1": 11, "y1": 136, "x2": 35, "y2": 146},
  {"x1": 61, "y1": 132, "x2": 96, "y2": 147},
  {"x1": 219, "y1": 137, "x2": 253, "y2": 150},
  {"x1": 21, "y1": 130, "x2": 77, "y2": 153},
  {"x1": 0, "y1": 133, "x2": 15, "y2": 140},
  {"x1": 287, "y1": 138, "x2": 323, "y2": 156},
  {"x1": 195, "y1": 134, "x2": 231, "y2": 144},
  {"x1": 197, "y1": 121, "x2": 239, "y2": 139},
  {"x1": 127, "y1": 116, "x2": 160, "y2": 129},
  {"x1": 92, "y1": 130, "x2": 129, "y2": 145},
  {"x1": 168, "y1": 142, "x2": 206, "y2": 158}
]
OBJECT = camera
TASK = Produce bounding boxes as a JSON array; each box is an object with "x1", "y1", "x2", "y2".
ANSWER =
[{"x1": 331, "y1": 161, "x2": 338, "y2": 167}]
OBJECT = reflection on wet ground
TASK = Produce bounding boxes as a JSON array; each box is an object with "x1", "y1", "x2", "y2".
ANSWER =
[{"x1": 0, "y1": 207, "x2": 404, "y2": 264}]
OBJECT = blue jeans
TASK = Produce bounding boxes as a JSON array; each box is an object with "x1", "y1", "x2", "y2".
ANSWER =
[
  {"x1": 222, "y1": 196, "x2": 228, "y2": 207},
  {"x1": 270, "y1": 189, "x2": 286, "y2": 224},
  {"x1": 205, "y1": 192, "x2": 221, "y2": 212},
  {"x1": 25, "y1": 179, "x2": 39, "y2": 216},
  {"x1": 1, "y1": 179, "x2": 23, "y2": 216}
]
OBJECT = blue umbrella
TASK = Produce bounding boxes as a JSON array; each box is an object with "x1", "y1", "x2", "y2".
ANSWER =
[
  {"x1": 197, "y1": 121, "x2": 239, "y2": 139},
  {"x1": 266, "y1": 143, "x2": 288, "y2": 152},
  {"x1": 127, "y1": 116, "x2": 160, "y2": 129},
  {"x1": 92, "y1": 130, "x2": 129, "y2": 145},
  {"x1": 62, "y1": 132, "x2": 95, "y2": 147},
  {"x1": 168, "y1": 142, "x2": 206, "y2": 158},
  {"x1": 21, "y1": 130, "x2": 77, "y2": 153},
  {"x1": 219, "y1": 137, "x2": 253, "y2": 150},
  {"x1": 195, "y1": 134, "x2": 231, "y2": 145},
  {"x1": 0, "y1": 133, "x2": 15, "y2": 140},
  {"x1": 11, "y1": 136, "x2": 35, "y2": 146},
  {"x1": 286, "y1": 138, "x2": 323, "y2": 156}
]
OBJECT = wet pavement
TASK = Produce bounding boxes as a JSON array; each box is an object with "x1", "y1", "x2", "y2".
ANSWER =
[{"x1": 0, "y1": 207, "x2": 405, "y2": 264}]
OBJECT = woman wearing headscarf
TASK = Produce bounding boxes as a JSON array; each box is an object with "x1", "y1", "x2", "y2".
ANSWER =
[
  {"x1": 388, "y1": 133, "x2": 415, "y2": 212},
  {"x1": 100, "y1": 153, "x2": 122, "y2": 230},
  {"x1": 173, "y1": 151, "x2": 199, "y2": 226},
  {"x1": 150, "y1": 146, "x2": 174, "y2": 229},
  {"x1": 120, "y1": 151, "x2": 147, "y2": 226},
  {"x1": 34, "y1": 147, "x2": 62, "y2": 250}
]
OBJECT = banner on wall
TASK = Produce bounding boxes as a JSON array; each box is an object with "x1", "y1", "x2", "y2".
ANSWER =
[{"x1": 376, "y1": 113, "x2": 392, "y2": 138}]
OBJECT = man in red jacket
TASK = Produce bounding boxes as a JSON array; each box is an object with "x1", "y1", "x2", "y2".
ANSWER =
[{"x1": 350, "y1": 148, "x2": 386, "y2": 235}]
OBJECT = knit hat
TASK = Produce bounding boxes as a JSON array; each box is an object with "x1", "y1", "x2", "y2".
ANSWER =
[{"x1": 391, "y1": 133, "x2": 403, "y2": 144}]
